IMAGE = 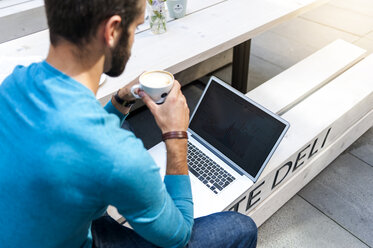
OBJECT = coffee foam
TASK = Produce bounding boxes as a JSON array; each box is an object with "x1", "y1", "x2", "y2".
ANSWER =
[{"x1": 141, "y1": 71, "x2": 173, "y2": 88}]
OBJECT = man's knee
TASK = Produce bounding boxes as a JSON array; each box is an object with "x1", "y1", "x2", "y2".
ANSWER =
[
  {"x1": 227, "y1": 211, "x2": 257, "y2": 238},
  {"x1": 218, "y1": 212, "x2": 257, "y2": 248},
  {"x1": 189, "y1": 212, "x2": 257, "y2": 247}
]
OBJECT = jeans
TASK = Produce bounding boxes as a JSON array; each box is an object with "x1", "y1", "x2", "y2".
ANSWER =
[{"x1": 91, "y1": 211, "x2": 257, "y2": 248}]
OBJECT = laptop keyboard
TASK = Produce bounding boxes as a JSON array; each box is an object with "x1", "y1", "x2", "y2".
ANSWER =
[{"x1": 187, "y1": 142, "x2": 236, "y2": 194}]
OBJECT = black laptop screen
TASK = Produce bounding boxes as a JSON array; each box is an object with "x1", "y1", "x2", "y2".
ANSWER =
[{"x1": 189, "y1": 80, "x2": 287, "y2": 178}]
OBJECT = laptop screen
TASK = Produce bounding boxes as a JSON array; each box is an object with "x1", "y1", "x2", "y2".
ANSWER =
[{"x1": 189, "y1": 78, "x2": 288, "y2": 180}]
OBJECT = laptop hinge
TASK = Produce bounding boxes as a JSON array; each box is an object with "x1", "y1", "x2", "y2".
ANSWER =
[{"x1": 191, "y1": 134, "x2": 244, "y2": 176}]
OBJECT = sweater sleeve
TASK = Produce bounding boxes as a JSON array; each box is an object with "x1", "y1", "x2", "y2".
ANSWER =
[
  {"x1": 102, "y1": 128, "x2": 194, "y2": 248},
  {"x1": 104, "y1": 100, "x2": 128, "y2": 124}
]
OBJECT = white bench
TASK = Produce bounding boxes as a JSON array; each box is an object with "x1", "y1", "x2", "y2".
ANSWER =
[{"x1": 226, "y1": 39, "x2": 372, "y2": 226}]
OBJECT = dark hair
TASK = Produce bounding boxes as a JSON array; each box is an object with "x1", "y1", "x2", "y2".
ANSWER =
[{"x1": 44, "y1": 0, "x2": 142, "y2": 46}]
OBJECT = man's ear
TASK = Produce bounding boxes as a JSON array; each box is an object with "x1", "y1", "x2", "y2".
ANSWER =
[{"x1": 103, "y1": 15, "x2": 122, "y2": 48}]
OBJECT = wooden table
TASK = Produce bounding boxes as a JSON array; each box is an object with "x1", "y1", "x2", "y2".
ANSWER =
[{"x1": 0, "y1": 0, "x2": 327, "y2": 101}]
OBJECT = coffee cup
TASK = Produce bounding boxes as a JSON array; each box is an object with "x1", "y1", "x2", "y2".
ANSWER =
[{"x1": 131, "y1": 70, "x2": 174, "y2": 104}]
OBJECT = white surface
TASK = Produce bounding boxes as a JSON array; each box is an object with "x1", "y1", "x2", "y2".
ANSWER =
[
  {"x1": 99, "y1": 74, "x2": 107, "y2": 86},
  {"x1": 0, "y1": 0, "x2": 43, "y2": 16},
  {"x1": 261, "y1": 54, "x2": 373, "y2": 180},
  {"x1": 0, "y1": 0, "x2": 45, "y2": 43},
  {"x1": 0, "y1": 0, "x2": 327, "y2": 104},
  {"x1": 0, "y1": 56, "x2": 43, "y2": 83},
  {"x1": 0, "y1": 0, "x2": 226, "y2": 85},
  {"x1": 137, "y1": 0, "x2": 227, "y2": 33},
  {"x1": 226, "y1": 53, "x2": 373, "y2": 217},
  {"x1": 249, "y1": 108, "x2": 373, "y2": 227},
  {"x1": 247, "y1": 39, "x2": 367, "y2": 115},
  {"x1": 0, "y1": 0, "x2": 30, "y2": 9}
]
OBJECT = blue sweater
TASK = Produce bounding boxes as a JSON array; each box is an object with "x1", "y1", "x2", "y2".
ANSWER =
[{"x1": 0, "y1": 61, "x2": 193, "y2": 248}]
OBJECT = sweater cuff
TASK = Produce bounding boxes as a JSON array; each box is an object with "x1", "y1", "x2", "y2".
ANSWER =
[{"x1": 104, "y1": 100, "x2": 128, "y2": 124}]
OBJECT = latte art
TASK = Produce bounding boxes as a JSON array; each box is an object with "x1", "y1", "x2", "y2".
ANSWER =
[
  {"x1": 141, "y1": 71, "x2": 173, "y2": 88},
  {"x1": 132, "y1": 70, "x2": 174, "y2": 104}
]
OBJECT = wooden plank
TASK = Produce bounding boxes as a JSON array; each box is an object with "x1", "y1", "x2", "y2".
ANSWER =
[
  {"x1": 247, "y1": 39, "x2": 367, "y2": 115},
  {"x1": 0, "y1": 0, "x2": 31, "y2": 9},
  {"x1": 249, "y1": 108, "x2": 373, "y2": 226},
  {"x1": 0, "y1": 0, "x2": 227, "y2": 79},
  {"x1": 0, "y1": 0, "x2": 328, "y2": 102},
  {"x1": 0, "y1": 0, "x2": 226, "y2": 43},
  {"x1": 0, "y1": 0, "x2": 42, "y2": 15},
  {"x1": 0, "y1": 0, "x2": 226, "y2": 40},
  {"x1": 0, "y1": 30, "x2": 49, "y2": 56},
  {"x1": 226, "y1": 54, "x2": 373, "y2": 217},
  {"x1": 187, "y1": 0, "x2": 226, "y2": 14},
  {"x1": 0, "y1": 0, "x2": 45, "y2": 43},
  {"x1": 136, "y1": 0, "x2": 227, "y2": 33}
]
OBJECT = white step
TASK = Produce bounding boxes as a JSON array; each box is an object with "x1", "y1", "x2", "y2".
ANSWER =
[
  {"x1": 227, "y1": 53, "x2": 373, "y2": 226},
  {"x1": 247, "y1": 39, "x2": 366, "y2": 115},
  {"x1": 249, "y1": 108, "x2": 373, "y2": 226}
]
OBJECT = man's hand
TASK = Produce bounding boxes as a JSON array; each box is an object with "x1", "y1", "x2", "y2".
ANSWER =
[
  {"x1": 140, "y1": 80, "x2": 190, "y2": 133},
  {"x1": 141, "y1": 80, "x2": 190, "y2": 175},
  {"x1": 116, "y1": 74, "x2": 143, "y2": 101},
  {"x1": 111, "y1": 74, "x2": 143, "y2": 114}
]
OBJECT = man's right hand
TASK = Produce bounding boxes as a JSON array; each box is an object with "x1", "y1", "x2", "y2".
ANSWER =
[
  {"x1": 140, "y1": 80, "x2": 190, "y2": 175},
  {"x1": 140, "y1": 80, "x2": 190, "y2": 134}
]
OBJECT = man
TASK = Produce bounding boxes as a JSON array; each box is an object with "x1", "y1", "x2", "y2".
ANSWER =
[{"x1": 0, "y1": 0, "x2": 257, "y2": 247}]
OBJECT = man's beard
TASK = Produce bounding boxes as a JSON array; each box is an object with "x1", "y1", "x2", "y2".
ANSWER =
[{"x1": 105, "y1": 31, "x2": 131, "y2": 77}]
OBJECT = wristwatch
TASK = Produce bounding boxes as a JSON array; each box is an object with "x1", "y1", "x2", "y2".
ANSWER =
[{"x1": 114, "y1": 90, "x2": 136, "y2": 107}]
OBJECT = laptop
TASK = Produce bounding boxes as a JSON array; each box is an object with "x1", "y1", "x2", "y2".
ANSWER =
[{"x1": 148, "y1": 76, "x2": 290, "y2": 217}]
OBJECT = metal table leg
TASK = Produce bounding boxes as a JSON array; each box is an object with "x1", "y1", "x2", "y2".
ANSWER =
[{"x1": 232, "y1": 39, "x2": 251, "y2": 93}]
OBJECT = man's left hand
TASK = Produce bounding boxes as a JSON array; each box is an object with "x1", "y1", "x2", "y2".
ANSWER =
[
  {"x1": 111, "y1": 73, "x2": 144, "y2": 114},
  {"x1": 116, "y1": 73, "x2": 144, "y2": 101}
]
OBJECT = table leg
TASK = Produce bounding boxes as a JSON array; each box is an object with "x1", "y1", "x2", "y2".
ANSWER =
[{"x1": 232, "y1": 39, "x2": 251, "y2": 93}]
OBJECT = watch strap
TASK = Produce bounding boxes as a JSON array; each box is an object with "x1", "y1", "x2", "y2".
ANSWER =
[
  {"x1": 114, "y1": 90, "x2": 136, "y2": 107},
  {"x1": 162, "y1": 131, "x2": 188, "y2": 141}
]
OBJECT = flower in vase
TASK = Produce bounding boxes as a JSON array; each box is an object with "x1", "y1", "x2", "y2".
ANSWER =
[
  {"x1": 148, "y1": 0, "x2": 166, "y2": 12},
  {"x1": 147, "y1": 0, "x2": 167, "y2": 34}
]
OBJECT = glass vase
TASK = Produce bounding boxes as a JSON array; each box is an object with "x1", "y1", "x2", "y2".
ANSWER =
[{"x1": 147, "y1": 0, "x2": 167, "y2": 34}]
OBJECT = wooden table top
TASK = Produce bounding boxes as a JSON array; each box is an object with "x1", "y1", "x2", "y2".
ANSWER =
[{"x1": 0, "y1": 0, "x2": 327, "y2": 104}]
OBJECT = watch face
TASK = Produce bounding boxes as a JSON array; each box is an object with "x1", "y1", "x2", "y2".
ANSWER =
[
  {"x1": 114, "y1": 93, "x2": 125, "y2": 105},
  {"x1": 114, "y1": 91, "x2": 136, "y2": 107}
]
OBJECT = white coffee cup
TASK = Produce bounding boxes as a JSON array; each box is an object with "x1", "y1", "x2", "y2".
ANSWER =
[{"x1": 131, "y1": 70, "x2": 174, "y2": 104}]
